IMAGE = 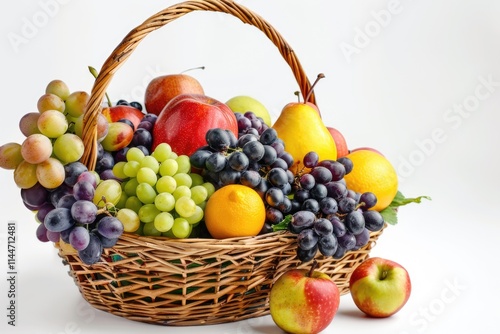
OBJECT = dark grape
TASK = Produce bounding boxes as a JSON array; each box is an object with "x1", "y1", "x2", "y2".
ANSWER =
[
  {"x1": 338, "y1": 197, "x2": 357, "y2": 213},
  {"x1": 21, "y1": 182, "x2": 49, "y2": 209},
  {"x1": 318, "y1": 160, "x2": 345, "y2": 181},
  {"x1": 73, "y1": 181, "x2": 95, "y2": 202},
  {"x1": 270, "y1": 158, "x2": 289, "y2": 170},
  {"x1": 36, "y1": 202, "x2": 55, "y2": 223},
  {"x1": 337, "y1": 157, "x2": 353, "y2": 174},
  {"x1": 97, "y1": 216, "x2": 124, "y2": 239},
  {"x1": 240, "y1": 170, "x2": 262, "y2": 188},
  {"x1": 129, "y1": 101, "x2": 143, "y2": 111},
  {"x1": 228, "y1": 151, "x2": 249, "y2": 172},
  {"x1": 303, "y1": 151, "x2": 319, "y2": 168},
  {"x1": 116, "y1": 99, "x2": 128, "y2": 106},
  {"x1": 57, "y1": 194, "x2": 77, "y2": 209},
  {"x1": 319, "y1": 197, "x2": 338, "y2": 215},
  {"x1": 141, "y1": 113, "x2": 157, "y2": 125},
  {"x1": 253, "y1": 178, "x2": 270, "y2": 199},
  {"x1": 318, "y1": 234, "x2": 338, "y2": 256},
  {"x1": 68, "y1": 225, "x2": 90, "y2": 251},
  {"x1": 359, "y1": 192, "x2": 378, "y2": 211},
  {"x1": 78, "y1": 232, "x2": 103, "y2": 265},
  {"x1": 242, "y1": 140, "x2": 265, "y2": 161},
  {"x1": 225, "y1": 130, "x2": 238, "y2": 148},
  {"x1": 95, "y1": 151, "x2": 114, "y2": 173},
  {"x1": 310, "y1": 183, "x2": 327, "y2": 200},
  {"x1": 332, "y1": 244, "x2": 346, "y2": 259},
  {"x1": 276, "y1": 197, "x2": 292, "y2": 214},
  {"x1": 266, "y1": 207, "x2": 284, "y2": 225},
  {"x1": 279, "y1": 152, "x2": 294, "y2": 168},
  {"x1": 265, "y1": 187, "x2": 285, "y2": 207},
  {"x1": 205, "y1": 152, "x2": 227, "y2": 173},
  {"x1": 259, "y1": 128, "x2": 278, "y2": 145},
  {"x1": 297, "y1": 244, "x2": 318, "y2": 262},
  {"x1": 64, "y1": 162, "x2": 88, "y2": 187},
  {"x1": 218, "y1": 167, "x2": 241, "y2": 186},
  {"x1": 237, "y1": 116, "x2": 252, "y2": 131},
  {"x1": 137, "y1": 120, "x2": 153, "y2": 132},
  {"x1": 310, "y1": 166, "x2": 332, "y2": 184},
  {"x1": 206, "y1": 128, "x2": 231, "y2": 151},
  {"x1": 325, "y1": 181, "x2": 348, "y2": 201},
  {"x1": 301, "y1": 198, "x2": 320, "y2": 214},
  {"x1": 354, "y1": 228, "x2": 370, "y2": 249},
  {"x1": 289, "y1": 210, "x2": 316, "y2": 233},
  {"x1": 363, "y1": 210, "x2": 385, "y2": 231},
  {"x1": 294, "y1": 189, "x2": 310, "y2": 203},
  {"x1": 337, "y1": 232, "x2": 356, "y2": 250},
  {"x1": 259, "y1": 145, "x2": 277, "y2": 166},
  {"x1": 329, "y1": 215, "x2": 346, "y2": 237},
  {"x1": 131, "y1": 128, "x2": 153, "y2": 148},
  {"x1": 267, "y1": 168, "x2": 288, "y2": 187},
  {"x1": 190, "y1": 149, "x2": 213, "y2": 169},
  {"x1": 44, "y1": 207, "x2": 75, "y2": 232},
  {"x1": 71, "y1": 200, "x2": 98, "y2": 225},
  {"x1": 299, "y1": 174, "x2": 315, "y2": 190},
  {"x1": 313, "y1": 218, "x2": 333, "y2": 236},
  {"x1": 113, "y1": 147, "x2": 130, "y2": 163},
  {"x1": 344, "y1": 210, "x2": 365, "y2": 235},
  {"x1": 237, "y1": 133, "x2": 259, "y2": 147},
  {"x1": 95, "y1": 230, "x2": 118, "y2": 248},
  {"x1": 297, "y1": 228, "x2": 319, "y2": 250},
  {"x1": 271, "y1": 141, "x2": 285, "y2": 156},
  {"x1": 36, "y1": 223, "x2": 50, "y2": 242}
]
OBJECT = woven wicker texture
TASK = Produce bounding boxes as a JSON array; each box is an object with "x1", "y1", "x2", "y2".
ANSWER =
[{"x1": 56, "y1": 0, "x2": 385, "y2": 326}]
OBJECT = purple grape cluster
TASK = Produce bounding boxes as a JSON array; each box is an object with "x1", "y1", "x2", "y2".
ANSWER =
[
  {"x1": 285, "y1": 152, "x2": 385, "y2": 262},
  {"x1": 23, "y1": 161, "x2": 124, "y2": 265},
  {"x1": 190, "y1": 112, "x2": 299, "y2": 232}
]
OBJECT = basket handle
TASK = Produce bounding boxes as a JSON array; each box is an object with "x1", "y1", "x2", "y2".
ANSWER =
[{"x1": 81, "y1": 0, "x2": 315, "y2": 170}]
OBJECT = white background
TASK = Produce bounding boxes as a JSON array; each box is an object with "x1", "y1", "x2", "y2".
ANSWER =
[{"x1": 1, "y1": 0, "x2": 499, "y2": 333}]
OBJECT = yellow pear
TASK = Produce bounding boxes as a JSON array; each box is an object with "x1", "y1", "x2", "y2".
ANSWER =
[{"x1": 272, "y1": 102, "x2": 337, "y2": 171}]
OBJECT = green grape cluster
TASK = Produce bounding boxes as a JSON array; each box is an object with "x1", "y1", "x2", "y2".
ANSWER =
[{"x1": 114, "y1": 143, "x2": 215, "y2": 238}]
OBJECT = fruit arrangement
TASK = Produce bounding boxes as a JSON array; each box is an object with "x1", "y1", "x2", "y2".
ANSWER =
[{"x1": 0, "y1": 0, "x2": 428, "y2": 327}]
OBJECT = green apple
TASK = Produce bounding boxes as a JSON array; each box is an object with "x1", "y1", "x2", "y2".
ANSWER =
[
  {"x1": 349, "y1": 257, "x2": 411, "y2": 318},
  {"x1": 269, "y1": 266, "x2": 340, "y2": 334},
  {"x1": 225, "y1": 95, "x2": 272, "y2": 126}
]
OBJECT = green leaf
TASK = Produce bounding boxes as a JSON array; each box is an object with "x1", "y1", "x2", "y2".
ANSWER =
[
  {"x1": 273, "y1": 214, "x2": 292, "y2": 232},
  {"x1": 390, "y1": 191, "x2": 431, "y2": 208},
  {"x1": 380, "y1": 191, "x2": 431, "y2": 225},
  {"x1": 380, "y1": 206, "x2": 398, "y2": 225}
]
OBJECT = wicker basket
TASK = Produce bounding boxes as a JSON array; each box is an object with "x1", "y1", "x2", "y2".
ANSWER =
[{"x1": 56, "y1": 0, "x2": 385, "y2": 326}]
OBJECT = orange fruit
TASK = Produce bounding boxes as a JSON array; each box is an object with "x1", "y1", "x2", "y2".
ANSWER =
[
  {"x1": 204, "y1": 184, "x2": 266, "y2": 239},
  {"x1": 343, "y1": 149, "x2": 398, "y2": 212}
]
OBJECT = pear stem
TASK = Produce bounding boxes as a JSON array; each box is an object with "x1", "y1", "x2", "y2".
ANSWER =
[
  {"x1": 304, "y1": 73, "x2": 325, "y2": 104},
  {"x1": 180, "y1": 66, "x2": 205, "y2": 74},
  {"x1": 88, "y1": 66, "x2": 112, "y2": 107},
  {"x1": 307, "y1": 259, "x2": 318, "y2": 278}
]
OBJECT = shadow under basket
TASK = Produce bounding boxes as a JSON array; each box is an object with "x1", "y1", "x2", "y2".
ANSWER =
[
  {"x1": 54, "y1": 0, "x2": 387, "y2": 326},
  {"x1": 57, "y1": 229, "x2": 384, "y2": 326}
]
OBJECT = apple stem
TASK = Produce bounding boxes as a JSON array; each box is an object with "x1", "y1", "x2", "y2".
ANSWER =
[
  {"x1": 304, "y1": 73, "x2": 325, "y2": 104},
  {"x1": 180, "y1": 66, "x2": 206, "y2": 74},
  {"x1": 308, "y1": 260, "x2": 318, "y2": 278},
  {"x1": 380, "y1": 270, "x2": 389, "y2": 280}
]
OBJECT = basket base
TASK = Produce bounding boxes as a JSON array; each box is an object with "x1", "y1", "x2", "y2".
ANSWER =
[{"x1": 58, "y1": 229, "x2": 384, "y2": 326}]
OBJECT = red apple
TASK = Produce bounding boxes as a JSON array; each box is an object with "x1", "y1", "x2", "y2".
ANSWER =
[
  {"x1": 269, "y1": 265, "x2": 340, "y2": 334},
  {"x1": 327, "y1": 126, "x2": 349, "y2": 158},
  {"x1": 349, "y1": 257, "x2": 411, "y2": 318},
  {"x1": 144, "y1": 74, "x2": 204, "y2": 115},
  {"x1": 350, "y1": 147, "x2": 385, "y2": 157},
  {"x1": 152, "y1": 94, "x2": 238, "y2": 157},
  {"x1": 101, "y1": 105, "x2": 144, "y2": 130}
]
